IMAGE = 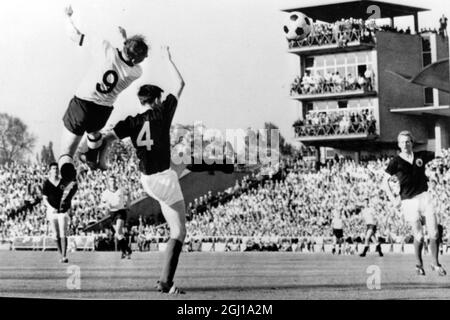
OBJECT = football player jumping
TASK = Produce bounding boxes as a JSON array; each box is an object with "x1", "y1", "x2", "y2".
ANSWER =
[{"x1": 58, "y1": 5, "x2": 149, "y2": 212}]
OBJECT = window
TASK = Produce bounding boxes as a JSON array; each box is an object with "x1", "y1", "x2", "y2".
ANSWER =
[
  {"x1": 338, "y1": 100, "x2": 348, "y2": 109},
  {"x1": 305, "y1": 57, "x2": 314, "y2": 68},
  {"x1": 422, "y1": 35, "x2": 432, "y2": 67},
  {"x1": 423, "y1": 54, "x2": 432, "y2": 67},
  {"x1": 357, "y1": 65, "x2": 367, "y2": 77},
  {"x1": 424, "y1": 87, "x2": 434, "y2": 105}
]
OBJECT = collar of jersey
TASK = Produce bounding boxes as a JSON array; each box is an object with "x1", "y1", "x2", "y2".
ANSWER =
[{"x1": 118, "y1": 49, "x2": 134, "y2": 67}]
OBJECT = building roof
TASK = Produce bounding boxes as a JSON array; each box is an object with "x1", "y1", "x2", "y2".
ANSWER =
[
  {"x1": 390, "y1": 105, "x2": 450, "y2": 118},
  {"x1": 387, "y1": 59, "x2": 449, "y2": 93},
  {"x1": 281, "y1": 0, "x2": 429, "y2": 23}
]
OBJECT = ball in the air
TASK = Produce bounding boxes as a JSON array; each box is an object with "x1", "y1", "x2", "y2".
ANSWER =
[{"x1": 283, "y1": 11, "x2": 312, "y2": 41}]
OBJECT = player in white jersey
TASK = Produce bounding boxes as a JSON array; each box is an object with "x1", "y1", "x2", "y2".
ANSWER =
[
  {"x1": 359, "y1": 198, "x2": 383, "y2": 257},
  {"x1": 101, "y1": 176, "x2": 132, "y2": 259},
  {"x1": 58, "y1": 5, "x2": 149, "y2": 213},
  {"x1": 331, "y1": 210, "x2": 344, "y2": 255}
]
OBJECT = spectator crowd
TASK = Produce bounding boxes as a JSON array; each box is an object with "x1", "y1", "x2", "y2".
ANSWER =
[
  {"x1": 287, "y1": 15, "x2": 444, "y2": 49},
  {"x1": 2, "y1": 138, "x2": 450, "y2": 251},
  {"x1": 293, "y1": 108, "x2": 376, "y2": 137},
  {"x1": 290, "y1": 69, "x2": 374, "y2": 96}
]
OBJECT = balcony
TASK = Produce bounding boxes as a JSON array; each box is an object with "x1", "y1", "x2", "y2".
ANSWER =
[
  {"x1": 293, "y1": 109, "x2": 377, "y2": 142},
  {"x1": 287, "y1": 28, "x2": 375, "y2": 55},
  {"x1": 290, "y1": 74, "x2": 376, "y2": 101}
]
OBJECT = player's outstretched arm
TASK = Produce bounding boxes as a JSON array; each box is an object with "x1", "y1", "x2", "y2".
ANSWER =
[
  {"x1": 165, "y1": 46, "x2": 185, "y2": 99},
  {"x1": 382, "y1": 173, "x2": 399, "y2": 206},
  {"x1": 64, "y1": 5, "x2": 85, "y2": 46},
  {"x1": 118, "y1": 26, "x2": 128, "y2": 41}
]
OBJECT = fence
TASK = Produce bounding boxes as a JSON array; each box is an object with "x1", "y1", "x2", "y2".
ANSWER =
[
  {"x1": 7, "y1": 235, "x2": 450, "y2": 254},
  {"x1": 11, "y1": 235, "x2": 95, "y2": 251}
]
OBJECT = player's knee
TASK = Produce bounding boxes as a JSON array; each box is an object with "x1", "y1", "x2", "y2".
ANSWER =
[
  {"x1": 87, "y1": 132, "x2": 103, "y2": 149},
  {"x1": 60, "y1": 163, "x2": 77, "y2": 181},
  {"x1": 170, "y1": 225, "x2": 186, "y2": 242},
  {"x1": 428, "y1": 228, "x2": 439, "y2": 240},
  {"x1": 415, "y1": 233, "x2": 424, "y2": 242}
]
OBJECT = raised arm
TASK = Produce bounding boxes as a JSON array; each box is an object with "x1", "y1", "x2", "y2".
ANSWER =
[
  {"x1": 64, "y1": 5, "x2": 85, "y2": 46},
  {"x1": 165, "y1": 46, "x2": 185, "y2": 99}
]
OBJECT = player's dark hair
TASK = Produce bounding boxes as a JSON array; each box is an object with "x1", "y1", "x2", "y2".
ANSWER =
[
  {"x1": 124, "y1": 35, "x2": 149, "y2": 60},
  {"x1": 49, "y1": 162, "x2": 58, "y2": 170},
  {"x1": 138, "y1": 85, "x2": 164, "y2": 105}
]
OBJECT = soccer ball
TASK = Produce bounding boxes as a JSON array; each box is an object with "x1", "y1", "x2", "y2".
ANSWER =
[{"x1": 283, "y1": 11, "x2": 312, "y2": 41}]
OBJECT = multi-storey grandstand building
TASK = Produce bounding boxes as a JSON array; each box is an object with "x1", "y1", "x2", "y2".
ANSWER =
[{"x1": 284, "y1": 0, "x2": 449, "y2": 161}]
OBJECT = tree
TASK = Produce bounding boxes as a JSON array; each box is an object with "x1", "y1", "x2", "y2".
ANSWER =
[
  {"x1": 263, "y1": 122, "x2": 296, "y2": 157},
  {"x1": 40, "y1": 141, "x2": 56, "y2": 166},
  {"x1": 0, "y1": 113, "x2": 36, "y2": 165}
]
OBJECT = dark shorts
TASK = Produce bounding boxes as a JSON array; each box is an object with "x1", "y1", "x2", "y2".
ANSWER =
[
  {"x1": 366, "y1": 224, "x2": 377, "y2": 233},
  {"x1": 333, "y1": 229, "x2": 344, "y2": 239},
  {"x1": 63, "y1": 96, "x2": 113, "y2": 136},
  {"x1": 110, "y1": 209, "x2": 127, "y2": 225}
]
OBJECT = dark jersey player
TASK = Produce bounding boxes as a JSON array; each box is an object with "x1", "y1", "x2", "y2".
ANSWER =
[
  {"x1": 103, "y1": 46, "x2": 185, "y2": 294},
  {"x1": 42, "y1": 163, "x2": 70, "y2": 263},
  {"x1": 383, "y1": 131, "x2": 446, "y2": 276}
]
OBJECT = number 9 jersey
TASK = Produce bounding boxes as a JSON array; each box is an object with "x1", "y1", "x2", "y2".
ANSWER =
[
  {"x1": 75, "y1": 40, "x2": 143, "y2": 107},
  {"x1": 113, "y1": 94, "x2": 178, "y2": 175}
]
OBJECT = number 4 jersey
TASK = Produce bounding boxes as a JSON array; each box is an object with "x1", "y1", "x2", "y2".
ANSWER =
[
  {"x1": 113, "y1": 94, "x2": 178, "y2": 175},
  {"x1": 75, "y1": 40, "x2": 143, "y2": 107}
]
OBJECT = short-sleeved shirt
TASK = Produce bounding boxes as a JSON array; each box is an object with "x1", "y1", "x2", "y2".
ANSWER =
[
  {"x1": 101, "y1": 188, "x2": 126, "y2": 211},
  {"x1": 75, "y1": 40, "x2": 143, "y2": 106},
  {"x1": 362, "y1": 207, "x2": 376, "y2": 225},
  {"x1": 385, "y1": 151, "x2": 435, "y2": 200},
  {"x1": 332, "y1": 217, "x2": 343, "y2": 229},
  {"x1": 42, "y1": 179, "x2": 64, "y2": 210},
  {"x1": 114, "y1": 94, "x2": 178, "y2": 175}
]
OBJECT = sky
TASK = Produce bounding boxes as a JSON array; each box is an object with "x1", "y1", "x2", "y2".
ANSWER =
[{"x1": 0, "y1": 0, "x2": 449, "y2": 157}]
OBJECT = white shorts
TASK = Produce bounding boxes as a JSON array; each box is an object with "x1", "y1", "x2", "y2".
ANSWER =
[
  {"x1": 140, "y1": 168, "x2": 184, "y2": 207},
  {"x1": 402, "y1": 192, "x2": 439, "y2": 239},
  {"x1": 47, "y1": 208, "x2": 70, "y2": 238},
  {"x1": 401, "y1": 192, "x2": 435, "y2": 225}
]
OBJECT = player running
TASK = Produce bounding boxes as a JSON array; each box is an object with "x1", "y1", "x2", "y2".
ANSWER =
[
  {"x1": 42, "y1": 163, "x2": 70, "y2": 263},
  {"x1": 359, "y1": 198, "x2": 383, "y2": 257},
  {"x1": 101, "y1": 176, "x2": 132, "y2": 259},
  {"x1": 58, "y1": 5, "x2": 149, "y2": 213},
  {"x1": 102, "y1": 46, "x2": 186, "y2": 294},
  {"x1": 383, "y1": 131, "x2": 446, "y2": 276},
  {"x1": 331, "y1": 210, "x2": 344, "y2": 255}
]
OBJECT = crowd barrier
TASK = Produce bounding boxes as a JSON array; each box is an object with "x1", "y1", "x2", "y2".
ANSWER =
[
  {"x1": 6, "y1": 236, "x2": 450, "y2": 254},
  {"x1": 11, "y1": 235, "x2": 95, "y2": 251},
  {"x1": 135, "y1": 236, "x2": 450, "y2": 254}
]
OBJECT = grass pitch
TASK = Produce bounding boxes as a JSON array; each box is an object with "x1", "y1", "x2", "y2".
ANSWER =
[{"x1": 0, "y1": 251, "x2": 449, "y2": 299}]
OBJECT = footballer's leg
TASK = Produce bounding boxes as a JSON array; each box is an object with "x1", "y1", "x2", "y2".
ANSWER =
[
  {"x1": 59, "y1": 128, "x2": 81, "y2": 212},
  {"x1": 58, "y1": 213, "x2": 69, "y2": 263},
  {"x1": 80, "y1": 106, "x2": 113, "y2": 170},
  {"x1": 157, "y1": 200, "x2": 186, "y2": 294},
  {"x1": 424, "y1": 202, "x2": 446, "y2": 276},
  {"x1": 49, "y1": 214, "x2": 63, "y2": 261},
  {"x1": 375, "y1": 232, "x2": 383, "y2": 257},
  {"x1": 411, "y1": 219, "x2": 425, "y2": 275},
  {"x1": 80, "y1": 131, "x2": 105, "y2": 170},
  {"x1": 403, "y1": 198, "x2": 425, "y2": 275},
  {"x1": 115, "y1": 217, "x2": 130, "y2": 259},
  {"x1": 360, "y1": 227, "x2": 373, "y2": 257}
]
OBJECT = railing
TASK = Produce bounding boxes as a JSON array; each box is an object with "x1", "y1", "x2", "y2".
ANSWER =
[
  {"x1": 288, "y1": 29, "x2": 375, "y2": 49},
  {"x1": 291, "y1": 78, "x2": 375, "y2": 97},
  {"x1": 11, "y1": 235, "x2": 95, "y2": 251},
  {"x1": 294, "y1": 121, "x2": 377, "y2": 138}
]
